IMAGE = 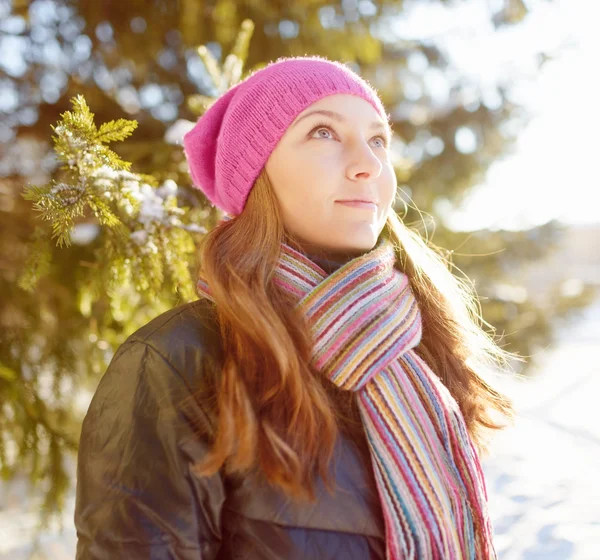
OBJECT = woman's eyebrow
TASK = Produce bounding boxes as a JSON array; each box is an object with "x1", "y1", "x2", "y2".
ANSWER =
[{"x1": 291, "y1": 109, "x2": 391, "y2": 136}]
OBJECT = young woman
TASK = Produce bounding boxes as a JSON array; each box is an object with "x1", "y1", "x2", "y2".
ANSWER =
[{"x1": 74, "y1": 56, "x2": 515, "y2": 559}]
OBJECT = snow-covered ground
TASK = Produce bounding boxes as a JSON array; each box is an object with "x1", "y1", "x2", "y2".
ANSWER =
[
  {"x1": 1, "y1": 298, "x2": 599, "y2": 559},
  {"x1": 483, "y1": 296, "x2": 600, "y2": 559}
]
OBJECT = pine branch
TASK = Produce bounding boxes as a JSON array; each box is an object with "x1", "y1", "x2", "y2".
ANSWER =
[
  {"x1": 96, "y1": 119, "x2": 138, "y2": 143},
  {"x1": 188, "y1": 19, "x2": 254, "y2": 114}
]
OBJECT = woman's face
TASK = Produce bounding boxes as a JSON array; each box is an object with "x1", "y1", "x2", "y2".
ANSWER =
[{"x1": 264, "y1": 93, "x2": 396, "y2": 260}]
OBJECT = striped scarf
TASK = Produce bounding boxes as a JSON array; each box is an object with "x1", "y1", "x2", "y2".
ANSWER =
[{"x1": 196, "y1": 234, "x2": 497, "y2": 560}]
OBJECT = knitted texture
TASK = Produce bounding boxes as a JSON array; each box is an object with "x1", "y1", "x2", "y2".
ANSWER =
[
  {"x1": 196, "y1": 234, "x2": 497, "y2": 560},
  {"x1": 182, "y1": 56, "x2": 388, "y2": 216}
]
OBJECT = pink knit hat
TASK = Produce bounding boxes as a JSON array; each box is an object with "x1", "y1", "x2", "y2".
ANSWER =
[{"x1": 182, "y1": 55, "x2": 388, "y2": 216}]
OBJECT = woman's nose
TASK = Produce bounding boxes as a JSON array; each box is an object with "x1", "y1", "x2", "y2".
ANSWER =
[{"x1": 346, "y1": 142, "x2": 383, "y2": 181}]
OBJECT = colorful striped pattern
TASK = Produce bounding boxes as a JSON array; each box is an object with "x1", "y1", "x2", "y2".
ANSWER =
[{"x1": 196, "y1": 234, "x2": 497, "y2": 560}]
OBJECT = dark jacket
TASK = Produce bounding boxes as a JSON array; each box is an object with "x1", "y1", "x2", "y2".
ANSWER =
[{"x1": 74, "y1": 298, "x2": 386, "y2": 559}]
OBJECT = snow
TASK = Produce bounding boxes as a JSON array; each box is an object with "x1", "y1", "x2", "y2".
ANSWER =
[
  {"x1": 163, "y1": 118, "x2": 196, "y2": 145},
  {"x1": 1, "y1": 298, "x2": 599, "y2": 559},
  {"x1": 482, "y1": 295, "x2": 600, "y2": 559},
  {"x1": 129, "y1": 229, "x2": 149, "y2": 245}
]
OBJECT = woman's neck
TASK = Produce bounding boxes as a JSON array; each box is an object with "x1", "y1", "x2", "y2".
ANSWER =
[
  {"x1": 286, "y1": 237, "x2": 371, "y2": 274},
  {"x1": 305, "y1": 249, "x2": 357, "y2": 274}
]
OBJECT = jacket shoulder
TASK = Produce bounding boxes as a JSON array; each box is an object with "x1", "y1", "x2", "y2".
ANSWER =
[
  {"x1": 122, "y1": 297, "x2": 223, "y2": 389},
  {"x1": 128, "y1": 297, "x2": 219, "y2": 349},
  {"x1": 75, "y1": 298, "x2": 227, "y2": 558}
]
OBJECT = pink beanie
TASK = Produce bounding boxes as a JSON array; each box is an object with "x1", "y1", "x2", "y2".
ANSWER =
[{"x1": 182, "y1": 55, "x2": 388, "y2": 216}]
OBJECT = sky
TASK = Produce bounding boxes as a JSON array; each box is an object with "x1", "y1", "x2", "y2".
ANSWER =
[{"x1": 398, "y1": 0, "x2": 599, "y2": 232}]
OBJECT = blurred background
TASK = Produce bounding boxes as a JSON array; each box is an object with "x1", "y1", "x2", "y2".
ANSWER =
[{"x1": 0, "y1": 0, "x2": 598, "y2": 558}]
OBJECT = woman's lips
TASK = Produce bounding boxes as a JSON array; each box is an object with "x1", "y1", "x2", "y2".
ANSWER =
[{"x1": 336, "y1": 200, "x2": 378, "y2": 210}]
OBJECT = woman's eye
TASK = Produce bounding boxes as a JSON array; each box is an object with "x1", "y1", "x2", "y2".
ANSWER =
[
  {"x1": 373, "y1": 136, "x2": 387, "y2": 148},
  {"x1": 309, "y1": 125, "x2": 334, "y2": 139},
  {"x1": 309, "y1": 122, "x2": 388, "y2": 148}
]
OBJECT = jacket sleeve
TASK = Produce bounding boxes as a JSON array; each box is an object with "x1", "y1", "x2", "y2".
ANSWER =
[{"x1": 74, "y1": 340, "x2": 225, "y2": 560}]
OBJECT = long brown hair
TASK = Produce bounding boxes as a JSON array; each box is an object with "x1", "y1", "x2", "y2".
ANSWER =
[{"x1": 190, "y1": 167, "x2": 517, "y2": 502}]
